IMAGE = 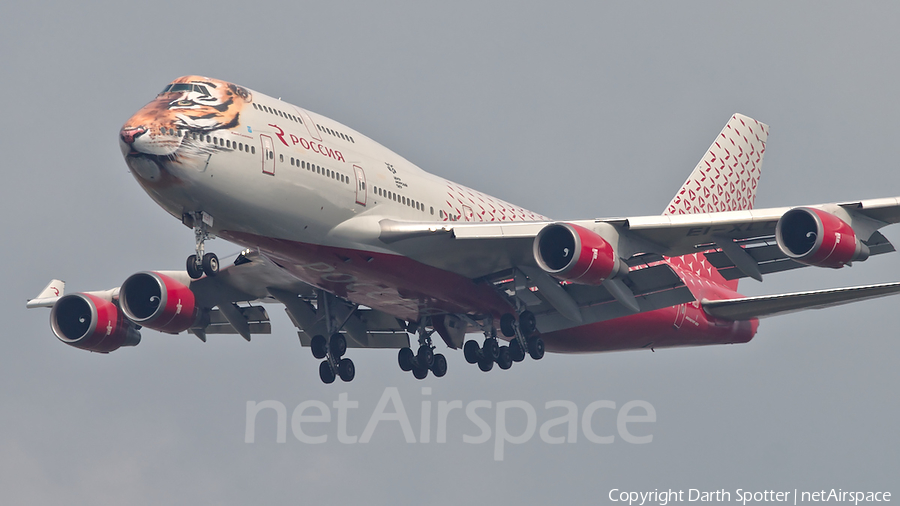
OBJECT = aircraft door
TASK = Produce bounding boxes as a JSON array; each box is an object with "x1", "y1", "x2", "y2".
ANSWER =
[
  {"x1": 673, "y1": 303, "x2": 686, "y2": 329},
  {"x1": 293, "y1": 106, "x2": 322, "y2": 141},
  {"x1": 260, "y1": 135, "x2": 275, "y2": 175},
  {"x1": 353, "y1": 165, "x2": 367, "y2": 206}
]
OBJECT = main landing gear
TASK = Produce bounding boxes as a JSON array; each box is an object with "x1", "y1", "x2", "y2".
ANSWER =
[
  {"x1": 186, "y1": 212, "x2": 219, "y2": 280},
  {"x1": 312, "y1": 333, "x2": 355, "y2": 383},
  {"x1": 398, "y1": 320, "x2": 447, "y2": 380},
  {"x1": 309, "y1": 291, "x2": 356, "y2": 384},
  {"x1": 464, "y1": 311, "x2": 543, "y2": 372}
]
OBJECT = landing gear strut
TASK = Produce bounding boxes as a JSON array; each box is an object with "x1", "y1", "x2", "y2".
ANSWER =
[
  {"x1": 398, "y1": 319, "x2": 447, "y2": 380},
  {"x1": 186, "y1": 212, "x2": 218, "y2": 279},
  {"x1": 466, "y1": 310, "x2": 542, "y2": 373},
  {"x1": 309, "y1": 291, "x2": 356, "y2": 383}
]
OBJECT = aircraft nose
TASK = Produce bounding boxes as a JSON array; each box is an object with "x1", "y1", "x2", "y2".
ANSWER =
[{"x1": 121, "y1": 126, "x2": 147, "y2": 145}]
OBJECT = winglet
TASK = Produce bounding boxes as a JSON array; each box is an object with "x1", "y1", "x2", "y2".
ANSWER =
[{"x1": 26, "y1": 279, "x2": 65, "y2": 309}]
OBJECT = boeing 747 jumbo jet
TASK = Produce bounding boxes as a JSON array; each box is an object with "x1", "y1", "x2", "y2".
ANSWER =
[{"x1": 27, "y1": 75, "x2": 900, "y2": 383}]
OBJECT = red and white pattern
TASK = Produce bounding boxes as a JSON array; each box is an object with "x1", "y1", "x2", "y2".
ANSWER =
[
  {"x1": 443, "y1": 181, "x2": 547, "y2": 222},
  {"x1": 664, "y1": 114, "x2": 768, "y2": 216}
]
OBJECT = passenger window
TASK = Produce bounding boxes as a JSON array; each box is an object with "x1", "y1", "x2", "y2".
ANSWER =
[
  {"x1": 430, "y1": 207, "x2": 434, "y2": 215},
  {"x1": 226, "y1": 140, "x2": 231, "y2": 148},
  {"x1": 279, "y1": 154, "x2": 284, "y2": 162},
  {"x1": 251, "y1": 146, "x2": 256, "y2": 154}
]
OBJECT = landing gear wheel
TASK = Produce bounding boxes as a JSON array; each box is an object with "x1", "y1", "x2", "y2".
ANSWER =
[
  {"x1": 519, "y1": 311, "x2": 537, "y2": 336},
  {"x1": 319, "y1": 361, "x2": 336, "y2": 384},
  {"x1": 497, "y1": 346, "x2": 513, "y2": 370},
  {"x1": 477, "y1": 355, "x2": 494, "y2": 372},
  {"x1": 202, "y1": 252, "x2": 219, "y2": 277},
  {"x1": 338, "y1": 358, "x2": 355, "y2": 382},
  {"x1": 509, "y1": 339, "x2": 526, "y2": 362},
  {"x1": 417, "y1": 345, "x2": 434, "y2": 369},
  {"x1": 482, "y1": 338, "x2": 500, "y2": 360},
  {"x1": 431, "y1": 353, "x2": 448, "y2": 377},
  {"x1": 463, "y1": 340, "x2": 480, "y2": 364},
  {"x1": 398, "y1": 347, "x2": 415, "y2": 372},
  {"x1": 412, "y1": 364, "x2": 429, "y2": 380},
  {"x1": 527, "y1": 336, "x2": 545, "y2": 360},
  {"x1": 310, "y1": 335, "x2": 327, "y2": 359},
  {"x1": 500, "y1": 313, "x2": 517, "y2": 338},
  {"x1": 186, "y1": 255, "x2": 203, "y2": 279},
  {"x1": 329, "y1": 333, "x2": 347, "y2": 358}
]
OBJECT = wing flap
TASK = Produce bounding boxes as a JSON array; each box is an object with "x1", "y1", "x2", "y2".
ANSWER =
[{"x1": 702, "y1": 281, "x2": 900, "y2": 321}]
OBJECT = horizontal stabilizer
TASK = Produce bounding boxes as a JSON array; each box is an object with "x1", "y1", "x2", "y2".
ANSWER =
[{"x1": 702, "y1": 281, "x2": 900, "y2": 320}]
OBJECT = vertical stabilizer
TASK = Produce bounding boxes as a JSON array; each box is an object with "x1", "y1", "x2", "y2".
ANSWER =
[
  {"x1": 665, "y1": 114, "x2": 768, "y2": 291},
  {"x1": 664, "y1": 114, "x2": 768, "y2": 215}
]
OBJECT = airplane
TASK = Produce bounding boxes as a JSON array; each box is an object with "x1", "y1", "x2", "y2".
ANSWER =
[{"x1": 27, "y1": 75, "x2": 900, "y2": 384}]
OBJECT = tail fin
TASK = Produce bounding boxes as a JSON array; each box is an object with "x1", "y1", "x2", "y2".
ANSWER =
[
  {"x1": 664, "y1": 113, "x2": 768, "y2": 215},
  {"x1": 664, "y1": 114, "x2": 768, "y2": 291}
]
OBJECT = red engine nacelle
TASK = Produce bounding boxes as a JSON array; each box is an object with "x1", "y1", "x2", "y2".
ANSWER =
[
  {"x1": 50, "y1": 293, "x2": 141, "y2": 353},
  {"x1": 119, "y1": 272, "x2": 198, "y2": 333},
  {"x1": 533, "y1": 223, "x2": 621, "y2": 285},
  {"x1": 775, "y1": 207, "x2": 870, "y2": 268}
]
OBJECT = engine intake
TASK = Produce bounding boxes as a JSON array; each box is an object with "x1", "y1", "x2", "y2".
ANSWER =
[
  {"x1": 50, "y1": 293, "x2": 141, "y2": 353},
  {"x1": 119, "y1": 272, "x2": 198, "y2": 333},
  {"x1": 775, "y1": 207, "x2": 869, "y2": 268},
  {"x1": 533, "y1": 223, "x2": 620, "y2": 285}
]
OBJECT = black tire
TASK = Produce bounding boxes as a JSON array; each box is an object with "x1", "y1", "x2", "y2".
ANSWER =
[
  {"x1": 431, "y1": 353, "x2": 448, "y2": 377},
  {"x1": 509, "y1": 339, "x2": 526, "y2": 362},
  {"x1": 499, "y1": 313, "x2": 517, "y2": 337},
  {"x1": 463, "y1": 340, "x2": 480, "y2": 364},
  {"x1": 497, "y1": 346, "x2": 513, "y2": 370},
  {"x1": 338, "y1": 358, "x2": 355, "y2": 382},
  {"x1": 186, "y1": 255, "x2": 203, "y2": 279},
  {"x1": 417, "y1": 345, "x2": 434, "y2": 369},
  {"x1": 398, "y1": 347, "x2": 415, "y2": 371},
  {"x1": 319, "y1": 361, "x2": 336, "y2": 384},
  {"x1": 412, "y1": 364, "x2": 428, "y2": 380},
  {"x1": 482, "y1": 338, "x2": 500, "y2": 360},
  {"x1": 528, "y1": 336, "x2": 545, "y2": 360},
  {"x1": 329, "y1": 333, "x2": 346, "y2": 358},
  {"x1": 310, "y1": 335, "x2": 327, "y2": 359},
  {"x1": 202, "y1": 252, "x2": 219, "y2": 277},
  {"x1": 477, "y1": 355, "x2": 494, "y2": 372},
  {"x1": 519, "y1": 311, "x2": 537, "y2": 336}
]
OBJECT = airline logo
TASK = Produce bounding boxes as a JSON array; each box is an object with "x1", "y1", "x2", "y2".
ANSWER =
[{"x1": 269, "y1": 124, "x2": 345, "y2": 163}]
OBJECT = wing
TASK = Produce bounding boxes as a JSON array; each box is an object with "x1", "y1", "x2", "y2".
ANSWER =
[
  {"x1": 183, "y1": 250, "x2": 412, "y2": 349},
  {"x1": 377, "y1": 196, "x2": 900, "y2": 282}
]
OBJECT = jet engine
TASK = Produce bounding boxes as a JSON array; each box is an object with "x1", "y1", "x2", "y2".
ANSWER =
[
  {"x1": 119, "y1": 272, "x2": 198, "y2": 333},
  {"x1": 533, "y1": 223, "x2": 621, "y2": 285},
  {"x1": 50, "y1": 293, "x2": 141, "y2": 353},
  {"x1": 775, "y1": 207, "x2": 870, "y2": 268}
]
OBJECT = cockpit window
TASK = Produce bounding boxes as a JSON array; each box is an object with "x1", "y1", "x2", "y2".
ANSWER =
[{"x1": 159, "y1": 83, "x2": 211, "y2": 95}]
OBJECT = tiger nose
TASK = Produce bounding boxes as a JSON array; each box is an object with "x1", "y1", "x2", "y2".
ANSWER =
[{"x1": 121, "y1": 126, "x2": 147, "y2": 145}]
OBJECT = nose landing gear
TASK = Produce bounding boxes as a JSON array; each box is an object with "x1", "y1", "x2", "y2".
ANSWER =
[{"x1": 186, "y1": 212, "x2": 219, "y2": 279}]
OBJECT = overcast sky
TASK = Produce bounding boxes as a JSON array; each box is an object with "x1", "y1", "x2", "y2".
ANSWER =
[{"x1": 2, "y1": 1, "x2": 898, "y2": 504}]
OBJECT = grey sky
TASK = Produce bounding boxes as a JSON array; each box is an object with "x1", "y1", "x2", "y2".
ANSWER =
[{"x1": 1, "y1": 1, "x2": 898, "y2": 504}]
